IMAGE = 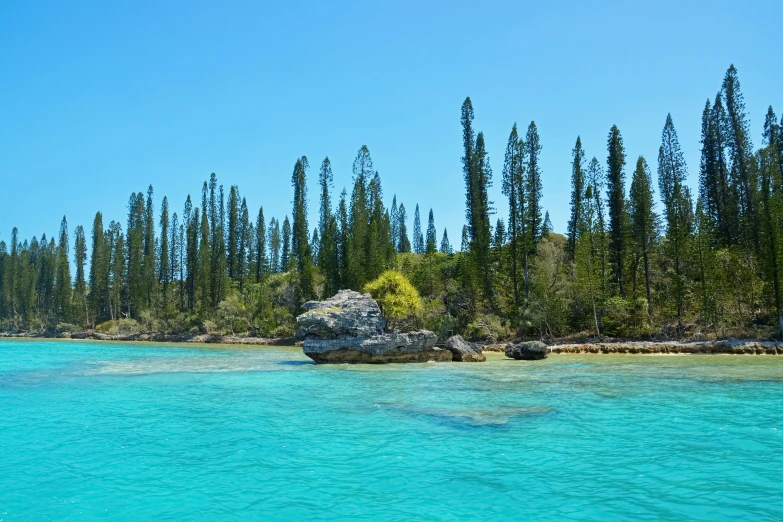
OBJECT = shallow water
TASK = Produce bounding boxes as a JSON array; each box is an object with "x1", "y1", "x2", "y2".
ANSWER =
[{"x1": 1, "y1": 340, "x2": 782, "y2": 520}]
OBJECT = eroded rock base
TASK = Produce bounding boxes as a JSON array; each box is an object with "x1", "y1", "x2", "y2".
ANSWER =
[{"x1": 307, "y1": 347, "x2": 453, "y2": 364}]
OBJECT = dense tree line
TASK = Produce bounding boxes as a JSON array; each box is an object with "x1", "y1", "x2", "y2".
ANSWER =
[{"x1": 1, "y1": 65, "x2": 782, "y2": 340}]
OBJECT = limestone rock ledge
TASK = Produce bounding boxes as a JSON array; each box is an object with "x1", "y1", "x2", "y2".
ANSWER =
[{"x1": 304, "y1": 330, "x2": 450, "y2": 364}]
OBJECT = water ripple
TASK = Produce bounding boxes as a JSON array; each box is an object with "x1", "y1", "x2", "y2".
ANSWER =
[{"x1": 1, "y1": 341, "x2": 782, "y2": 520}]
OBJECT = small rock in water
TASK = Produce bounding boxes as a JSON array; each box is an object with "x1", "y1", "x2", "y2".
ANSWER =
[
  {"x1": 505, "y1": 341, "x2": 550, "y2": 361},
  {"x1": 444, "y1": 335, "x2": 486, "y2": 362}
]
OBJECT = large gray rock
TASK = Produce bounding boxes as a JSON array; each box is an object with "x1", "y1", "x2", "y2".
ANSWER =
[
  {"x1": 445, "y1": 335, "x2": 486, "y2": 362},
  {"x1": 304, "y1": 330, "x2": 450, "y2": 364},
  {"x1": 505, "y1": 341, "x2": 550, "y2": 360},
  {"x1": 296, "y1": 290, "x2": 385, "y2": 339},
  {"x1": 297, "y1": 290, "x2": 445, "y2": 364}
]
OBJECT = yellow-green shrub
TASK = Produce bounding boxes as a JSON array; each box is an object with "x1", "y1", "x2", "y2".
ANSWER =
[{"x1": 363, "y1": 270, "x2": 422, "y2": 323}]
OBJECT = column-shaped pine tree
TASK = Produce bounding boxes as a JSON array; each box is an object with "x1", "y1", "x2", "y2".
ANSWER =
[
  {"x1": 440, "y1": 229, "x2": 451, "y2": 254},
  {"x1": 413, "y1": 204, "x2": 424, "y2": 254},
  {"x1": 587, "y1": 157, "x2": 608, "y2": 292},
  {"x1": 291, "y1": 157, "x2": 310, "y2": 266},
  {"x1": 73, "y1": 225, "x2": 87, "y2": 325},
  {"x1": 542, "y1": 211, "x2": 552, "y2": 236},
  {"x1": 318, "y1": 157, "x2": 339, "y2": 295},
  {"x1": 337, "y1": 190, "x2": 349, "y2": 286},
  {"x1": 291, "y1": 156, "x2": 314, "y2": 308},
  {"x1": 523, "y1": 122, "x2": 542, "y2": 300},
  {"x1": 708, "y1": 95, "x2": 737, "y2": 245},
  {"x1": 210, "y1": 182, "x2": 227, "y2": 307},
  {"x1": 493, "y1": 218, "x2": 505, "y2": 275},
  {"x1": 365, "y1": 172, "x2": 392, "y2": 282},
  {"x1": 169, "y1": 211, "x2": 178, "y2": 283},
  {"x1": 763, "y1": 107, "x2": 783, "y2": 183},
  {"x1": 268, "y1": 217, "x2": 280, "y2": 273},
  {"x1": 184, "y1": 196, "x2": 197, "y2": 311},
  {"x1": 347, "y1": 146, "x2": 372, "y2": 288},
  {"x1": 197, "y1": 205, "x2": 211, "y2": 313},
  {"x1": 88, "y1": 212, "x2": 107, "y2": 325},
  {"x1": 472, "y1": 131, "x2": 494, "y2": 308},
  {"x1": 395, "y1": 203, "x2": 410, "y2": 253},
  {"x1": 576, "y1": 184, "x2": 602, "y2": 336},
  {"x1": 226, "y1": 186, "x2": 240, "y2": 279},
  {"x1": 237, "y1": 197, "x2": 249, "y2": 288},
  {"x1": 143, "y1": 186, "x2": 155, "y2": 309},
  {"x1": 502, "y1": 123, "x2": 525, "y2": 311},
  {"x1": 426, "y1": 209, "x2": 437, "y2": 255},
  {"x1": 606, "y1": 125, "x2": 629, "y2": 296},
  {"x1": 108, "y1": 221, "x2": 125, "y2": 321},
  {"x1": 567, "y1": 136, "x2": 586, "y2": 260},
  {"x1": 629, "y1": 156, "x2": 657, "y2": 320},
  {"x1": 281, "y1": 216, "x2": 291, "y2": 271},
  {"x1": 54, "y1": 216, "x2": 71, "y2": 323},
  {"x1": 255, "y1": 207, "x2": 267, "y2": 281},
  {"x1": 758, "y1": 128, "x2": 783, "y2": 338},
  {"x1": 658, "y1": 114, "x2": 693, "y2": 322},
  {"x1": 390, "y1": 195, "x2": 399, "y2": 252},
  {"x1": 159, "y1": 196, "x2": 170, "y2": 303},
  {"x1": 127, "y1": 192, "x2": 145, "y2": 318},
  {"x1": 721, "y1": 65, "x2": 757, "y2": 251}
]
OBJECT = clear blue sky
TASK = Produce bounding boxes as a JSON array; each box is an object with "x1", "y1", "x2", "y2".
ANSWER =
[{"x1": 1, "y1": 0, "x2": 781, "y2": 249}]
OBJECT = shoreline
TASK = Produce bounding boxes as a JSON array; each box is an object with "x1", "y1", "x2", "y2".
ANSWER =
[
  {"x1": 0, "y1": 331, "x2": 297, "y2": 347},
  {"x1": 487, "y1": 340, "x2": 782, "y2": 355},
  {"x1": 2, "y1": 331, "x2": 781, "y2": 355}
]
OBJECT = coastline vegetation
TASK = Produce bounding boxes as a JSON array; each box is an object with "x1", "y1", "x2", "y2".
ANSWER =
[{"x1": 1, "y1": 64, "x2": 782, "y2": 343}]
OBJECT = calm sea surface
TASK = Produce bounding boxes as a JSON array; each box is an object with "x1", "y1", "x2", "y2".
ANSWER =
[{"x1": 1, "y1": 340, "x2": 782, "y2": 520}]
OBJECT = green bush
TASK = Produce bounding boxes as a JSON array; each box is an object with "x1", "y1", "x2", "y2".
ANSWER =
[
  {"x1": 95, "y1": 319, "x2": 140, "y2": 335},
  {"x1": 363, "y1": 270, "x2": 422, "y2": 325}
]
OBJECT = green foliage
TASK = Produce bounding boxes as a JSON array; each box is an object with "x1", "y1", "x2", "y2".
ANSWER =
[
  {"x1": 465, "y1": 313, "x2": 511, "y2": 343},
  {"x1": 363, "y1": 270, "x2": 422, "y2": 322},
  {"x1": 96, "y1": 319, "x2": 141, "y2": 335},
  {"x1": 3, "y1": 65, "x2": 783, "y2": 342},
  {"x1": 606, "y1": 124, "x2": 629, "y2": 296}
]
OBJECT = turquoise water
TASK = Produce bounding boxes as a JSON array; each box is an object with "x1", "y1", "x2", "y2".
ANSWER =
[{"x1": 1, "y1": 341, "x2": 782, "y2": 520}]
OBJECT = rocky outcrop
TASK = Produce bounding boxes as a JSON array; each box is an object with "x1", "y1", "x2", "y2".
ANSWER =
[
  {"x1": 297, "y1": 290, "x2": 447, "y2": 364},
  {"x1": 297, "y1": 290, "x2": 385, "y2": 339},
  {"x1": 304, "y1": 330, "x2": 451, "y2": 363},
  {"x1": 445, "y1": 335, "x2": 486, "y2": 362},
  {"x1": 505, "y1": 341, "x2": 550, "y2": 360}
]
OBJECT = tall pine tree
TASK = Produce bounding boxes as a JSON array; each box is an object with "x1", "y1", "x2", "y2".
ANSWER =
[
  {"x1": 658, "y1": 114, "x2": 692, "y2": 321},
  {"x1": 606, "y1": 125, "x2": 629, "y2": 295},
  {"x1": 501, "y1": 123, "x2": 525, "y2": 310},
  {"x1": 426, "y1": 209, "x2": 437, "y2": 254},
  {"x1": 413, "y1": 204, "x2": 424, "y2": 254},
  {"x1": 567, "y1": 136, "x2": 586, "y2": 260},
  {"x1": 629, "y1": 156, "x2": 657, "y2": 318}
]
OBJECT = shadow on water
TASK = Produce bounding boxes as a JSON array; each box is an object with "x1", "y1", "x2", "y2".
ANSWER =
[
  {"x1": 379, "y1": 403, "x2": 553, "y2": 431},
  {"x1": 277, "y1": 360, "x2": 315, "y2": 366}
]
